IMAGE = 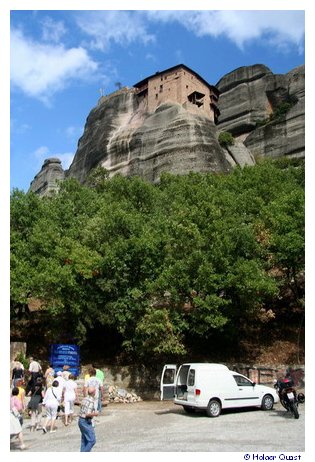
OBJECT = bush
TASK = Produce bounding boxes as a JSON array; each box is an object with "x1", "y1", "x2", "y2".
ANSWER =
[
  {"x1": 218, "y1": 131, "x2": 234, "y2": 148},
  {"x1": 15, "y1": 352, "x2": 29, "y2": 369}
]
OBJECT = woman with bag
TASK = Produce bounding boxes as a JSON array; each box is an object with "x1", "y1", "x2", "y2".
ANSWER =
[
  {"x1": 42, "y1": 380, "x2": 60, "y2": 433},
  {"x1": 27, "y1": 377, "x2": 44, "y2": 431},
  {"x1": 10, "y1": 387, "x2": 24, "y2": 426},
  {"x1": 62, "y1": 374, "x2": 78, "y2": 426}
]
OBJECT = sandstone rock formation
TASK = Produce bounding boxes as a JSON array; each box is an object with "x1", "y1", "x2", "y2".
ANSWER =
[
  {"x1": 66, "y1": 88, "x2": 231, "y2": 184},
  {"x1": 29, "y1": 158, "x2": 64, "y2": 195},
  {"x1": 216, "y1": 64, "x2": 305, "y2": 159},
  {"x1": 29, "y1": 64, "x2": 305, "y2": 195}
]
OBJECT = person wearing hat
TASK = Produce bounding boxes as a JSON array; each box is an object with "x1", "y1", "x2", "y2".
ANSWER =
[{"x1": 78, "y1": 387, "x2": 98, "y2": 452}]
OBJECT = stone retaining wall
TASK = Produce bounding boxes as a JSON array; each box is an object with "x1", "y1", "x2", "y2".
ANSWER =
[{"x1": 80, "y1": 363, "x2": 305, "y2": 399}]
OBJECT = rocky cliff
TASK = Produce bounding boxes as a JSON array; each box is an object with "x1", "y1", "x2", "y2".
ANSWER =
[
  {"x1": 66, "y1": 88, "x2": 232, "y2": 184},
  {"x1": 216, "y1": 64, "x2": 305, "y2": 159},
  {"x1": 29, "y1": 64, "x2": 305, "y2": 194},
  {"x1": 29, "y1": 158, "x2": 64, "y2": 195}
]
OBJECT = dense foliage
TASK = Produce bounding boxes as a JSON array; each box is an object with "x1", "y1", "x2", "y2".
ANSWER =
[{"x1": 11, "y1": 159, "x2": 305, "y2": 361}]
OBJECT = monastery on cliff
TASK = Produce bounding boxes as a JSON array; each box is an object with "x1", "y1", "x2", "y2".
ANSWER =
[
  {"x1": 29, "y1": 64, "x2": 220, "y2": 195},
  {"x1": 133, "y1": 64, "x2": 220, "y2": 123}
]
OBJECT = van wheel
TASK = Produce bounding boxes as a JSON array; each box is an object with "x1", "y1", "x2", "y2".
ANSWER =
[
  {"x1": 206, "y1": 399, "x2": 221, "y2": 417},
  {"x1": 261, "y1": 394, "x2": 274, "y2": 411}
]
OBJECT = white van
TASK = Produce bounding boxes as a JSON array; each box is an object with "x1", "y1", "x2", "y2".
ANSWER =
[{"x1": 160, "y1": 363, "x2": 279, "y2": 417}]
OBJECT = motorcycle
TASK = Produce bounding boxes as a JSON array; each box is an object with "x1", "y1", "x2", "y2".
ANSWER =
[{"x1": 274, "y1": 377, "x2": 305, "y2": 419}]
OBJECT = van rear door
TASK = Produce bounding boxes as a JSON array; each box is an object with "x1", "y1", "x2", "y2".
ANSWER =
[{"x1": 160, "y1": 364, "x2": 177, "y2": 400}]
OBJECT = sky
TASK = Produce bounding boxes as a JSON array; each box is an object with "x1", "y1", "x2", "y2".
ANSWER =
[{"x1": 8, "y1": 6, "x2": 306, "y2": 192}]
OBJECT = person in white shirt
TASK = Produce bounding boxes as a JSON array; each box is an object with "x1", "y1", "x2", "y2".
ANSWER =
[
  {"x1": 83, "y1": 368, "x2": 103, "y2": 412},
  {"x1": 54, "y1": 371, "x2": 65, "y2": 390},
  {"x1": 62, "y1": 374, "x2": 78, "y2": 425},
  {"x1": 62, "y1": 365, "x2": 71, "y2": 381},
  {"x1": 42, "y1": 380, "x2": 60, "y2": 433},
  {"x1": 28, "y1": 357, "x2": 42, "y2": 387}
]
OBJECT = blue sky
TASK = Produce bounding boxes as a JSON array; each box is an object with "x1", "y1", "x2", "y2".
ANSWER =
[
  {"x1": 10, "y1": 10, "x2": 305, "y2": 190},
  {"x1": 9, "y1": 7, "x2": 305, "y2": 191}
]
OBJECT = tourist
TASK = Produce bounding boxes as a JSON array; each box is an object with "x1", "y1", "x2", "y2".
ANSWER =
[
  {"x1": 44, "y1": 364, "x2": 55, "y2": 388},
  {"x1": 11, "y1": 358, "x2": 24, "y2": 387},
  {"x1": 27, "y1": 377, "x2": 44, "y2": 431},
  {"x1": 28, "y1": 357, "x2": 42, "y2": 390},
  {"x1": 16, "y1": 378, "x2": 26, "y2": 411},
  {"x1": 83, "y1": 367, "x2": 103, "y2": 412},
  {"x1": 78, "y1": 386, "x2": 98, "y2": 452},
  {"x1": 10, "y1": 412, "x2": 27, "y2": 450},
  {"x1": 10, "y1": 387, "x2": 24, "y2": 426},
  {"x1": 92, "y1": 364, "x2": 105, "y2": 413},
  {"x1": 52, "y1": 371, "x2": 64, "y2": 420},
  {"x1": 42, "y1": 380, "x2": 60, "y2": 433},
  {"x1": 62, "y1": 365, "x2": 71, "y2": 381},
  {"x1": 62, "y1": 373, "x2": 78, "y2": 426}
]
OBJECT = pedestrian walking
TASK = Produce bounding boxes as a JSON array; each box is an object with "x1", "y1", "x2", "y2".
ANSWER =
[
  {"x1": 11, "y1": 359, "x2": 24, "y2": 387},
  {"x1": 10, "y1": 412, "x2": 27, "y2": 450},
  {"x1": 16, "y1": 379, "x2": 26, "y2": 413},
  {"x1": 44, "y1": 364, "x2": 55, "y2": 388},
  {"x1": 27, "y1": 377, "x2": 44, "y2": 431},
  {"x1": 62, "y1": 365, "x2": 71, "y2": 381},
  {"x1": 42, "y1": 380, "x2": 60, "y2": 433},
  {"x1": 62, "y1": 374, "x2": 78, "y2": 426},
  {"x1": 78, "y1": 386, "x2": 98, "y2": 452},
  {"x1": 10, "y1": 387, "x2": 24, "y2": 426},
  {"x1": 28, "y1": 357, "x2": 42, "y2": 385},
  {"x1": 93, "y1": 364, "x2": 105, "y2": 413},
  {"x1": 83, "y1": 367, "x2": 103, "y2": 412}
]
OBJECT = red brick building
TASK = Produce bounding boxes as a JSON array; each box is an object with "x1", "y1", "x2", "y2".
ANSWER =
[{"x1": 134, "y1": 64, "x2": 220, "y2": 123}]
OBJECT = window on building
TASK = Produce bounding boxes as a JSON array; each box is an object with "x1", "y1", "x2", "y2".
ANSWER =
[
  {"x1": 188, "y1": 91, "x2": 205, "y2": 107},
  {"x1": 160, "y1": 85, "x2": 163, "y2": 92},
  {"x1": 155, "y1": 94, "x2": 158, "y2": 99}
]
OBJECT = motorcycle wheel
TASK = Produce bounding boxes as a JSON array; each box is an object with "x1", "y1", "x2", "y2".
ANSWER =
[
  {"x1": 291, "y1": 402, "x2": 299, "y2": 419},
  {"x1": 280, "y1": 399, "x2": 289, "y2": 411}
]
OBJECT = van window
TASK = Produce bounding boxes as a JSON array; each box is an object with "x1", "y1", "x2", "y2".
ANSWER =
[
  {"x1": 188, "y1": 369, "x2": 195, "y2": 386},
  {"x1": 163, "y1": 368, "x2": 175, "y2": 384},
  {"x1": 233, "y1": 375, "x2": 253, "y2": 386}
]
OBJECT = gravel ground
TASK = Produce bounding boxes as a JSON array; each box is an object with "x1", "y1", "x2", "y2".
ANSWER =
[{"x1": 10, "y1": 400, "x2": 305, "y2": 453}]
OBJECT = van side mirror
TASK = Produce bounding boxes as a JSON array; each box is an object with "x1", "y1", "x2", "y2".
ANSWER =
[{"x1": 252, "y1": 382, "x2": 256, "y2": 386}]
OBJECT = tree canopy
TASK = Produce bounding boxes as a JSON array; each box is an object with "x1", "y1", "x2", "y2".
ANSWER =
[{"x1": 10, "y1": 159, "x2": 305, "y2": 361}]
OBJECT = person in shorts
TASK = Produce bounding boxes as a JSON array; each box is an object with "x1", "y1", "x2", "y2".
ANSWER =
[{"x1": 42, "y1": 380, "x2": 60, "y2": 433}]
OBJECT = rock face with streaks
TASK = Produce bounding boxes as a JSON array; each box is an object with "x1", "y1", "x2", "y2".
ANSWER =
[
  {"x1": 29, "y1": 158, "x2": 64, "y2": 195},
  {"x1": 216, "y1": 64, "x2": 305, "y2": 159},
  {"x1": 66, "y1": 87, "x2": 232, "y2": 184},
  {"x1": 29, "y1": 64, "x2": 305, "y2": 195}
]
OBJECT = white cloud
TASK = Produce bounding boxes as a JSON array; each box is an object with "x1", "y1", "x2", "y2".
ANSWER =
[
  {"x1": 32, "y1": 146, "x2": 74, "y2": 170},
  {"x1": 76, "y1": 11, "x2": 155, "y2": 51},
  {"x1": 57, "y1": 152, "x2": 75, "y2": 170},
  {"x1": 41, "y1": 17, "x2": 67, "y2": 43},
  {"x1": 33, "y1": 146, "x2": 50, "y2": 161},
  {"x1": 145, "y1": 10, "x2": 304, "y2": 52},
  {"x1": 11, "y1": 28, "x2": 98, "y2": 104}
]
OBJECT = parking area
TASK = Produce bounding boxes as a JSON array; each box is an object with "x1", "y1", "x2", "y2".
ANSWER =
[{"x1": 10, "y1": 400, "x2": 305, "y2": 453}]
